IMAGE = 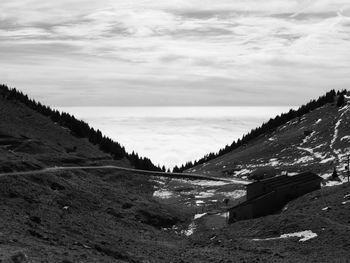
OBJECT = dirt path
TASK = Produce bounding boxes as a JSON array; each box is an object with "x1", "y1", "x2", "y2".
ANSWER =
[{"x1": 0, "y1": 165, "x2": 250, "y2": 184}]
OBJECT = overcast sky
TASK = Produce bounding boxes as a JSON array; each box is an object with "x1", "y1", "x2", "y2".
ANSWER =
[{"x1": 0, "y1": 0, "x2": 349, "y2": 106}]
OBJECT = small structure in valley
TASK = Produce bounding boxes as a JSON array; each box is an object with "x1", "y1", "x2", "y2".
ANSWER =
[{"x1": 228, "y1": 172, "x2": 322, "y2": 223}]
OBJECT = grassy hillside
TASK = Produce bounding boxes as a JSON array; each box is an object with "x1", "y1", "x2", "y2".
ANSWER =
[
  {"x1": 0, "y1": 90, "x2": 122, "y2": 173},
  {"x1": 0, "y1": 84, "x2": 161, "y2": 172},
  {"x1": 0, "y1": 84, "x2": 194, "y2": 262},
  {"x1": 185, "y1": 91, "x2": 350, "y2": 180},
  {"x1": 0, "y1": 167, "x2": 194, "y2": 262},
  {"x1": 186, "y1": 182, "x2": 350, "y2": 262}
]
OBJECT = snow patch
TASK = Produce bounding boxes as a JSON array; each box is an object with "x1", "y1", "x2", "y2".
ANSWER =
[
  {"x1": 153, "y1": 189, "x2": 173, "y2": 199},
  {"x1": 323, "y1": 180, "x2": 343, "y2": 187},
  {"x1": 194, "y1": 213, "x2": 207, "y2": 220},
  {"x1": 188, "y1": 180, "x2": 231, "y2": 187},
  {"x1": 253, "y1": 230, "x2": 317, "y2": 242},
  {"x1": 219, "y1": 211, "x2": 229, "y2": 218},
  {"x1": 235, "y1": 169, "x2": 252, "y2": 176},
  {"x1": 220, "y1": 190, "x2": 246, "y2": 199},
  {"x1": 268, "y1": 158, "x2": 280, "y2": 167},
  {"x1": 182, "y1": 222, "x2": 196, "y2": 236},
  {"x1": 302, "y1": 131, "x2": 315, "y2": 144},
  {"x1": 293, "y1": 156, "x2": 314, "y2": 164},
  {"x1": 341, "y1": 136, "x2": 350, "y2": 141},
  {"x1": 320, "y1": 157, "x2": 335, "y2": 164},
  {"x1": 195, "y1": 190, "x2": 216, "y2": 199},
  {"x1": 331, "y1": 106, "x2": 350, "y2": 157}
]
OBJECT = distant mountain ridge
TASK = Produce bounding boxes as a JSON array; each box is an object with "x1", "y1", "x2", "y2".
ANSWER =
[{"x1": 178, "y1": 89, "x2": 349, "y2": 179}]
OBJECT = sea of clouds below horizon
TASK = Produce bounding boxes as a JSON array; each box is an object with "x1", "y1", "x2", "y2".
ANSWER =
[{"x1": 57, "y1": 106, "x2": 294, "y2": 168}]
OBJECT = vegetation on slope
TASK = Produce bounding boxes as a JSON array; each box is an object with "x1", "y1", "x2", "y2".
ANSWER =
[
  {"x1": 0, "y1": 84, "x2": 162, "y2": 171},
  {"x1": 175, "y1": 89, "x2": 348, "y2": 173}
]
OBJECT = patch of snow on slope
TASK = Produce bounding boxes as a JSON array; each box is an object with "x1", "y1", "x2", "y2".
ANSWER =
[
  {"x1": 187, "y1": 180, "x2": 231, "y2": 187},
  {"x1": 194, "y1": 213, "x2": 207, "y2": 220},
  {"x1": 341, "y1": 136, "x2": 350, "y2": 141},
  {"x1": 315, "y1": 119, "x2": 322, "y2": 124},
  {"x1": 320, "y1": 157, "x2": 335, "y2": 164},
  {"x1": 153, "y1": 189, "x2": 173, "y2": 199},
  {"x1": 253, "y1": 230, "x2": 317, "y2": 242},
  {"x1": 331, "y1": 105, "x2": 350, "y2": 156},
  {"x1": 296, "y1": 146, "x2": 327, "y2": 160},
  {"x1": 302, "y1": 131, "x2": 315, "y2": 144},
  {"x1": 195, "y1": 190, "x2": 216, "y2": 199},
  {"x1": 320, "y1": 172, "x2": 332, "y2": 180},
  {"x1": 293, "y1": 156, "x2": 314, "y2": 164},
  {"x1": 268, "y1": 158, "x2": 280, "y2": 166},
  {"x1": 219, "y1": 212, "x2": 229, "y2": 218},
  {"x1": 219, "y1": 190, "x2": 246, "y2": 199},
  {"x1": 235, "y1": 169, "x2": 253, "y2": 176},
  {"x1": 323, "y1": 180, "x2": 343, "y2": 187},
  {"x1": 182, "y1": 222, "x2": 196, "y2": 236},
  {"x1": 282, "y1": 231, "x2": 318, "y2": 242},
  {"x1": 313, "y1": 143, "x2": 327, "y2": 149}
]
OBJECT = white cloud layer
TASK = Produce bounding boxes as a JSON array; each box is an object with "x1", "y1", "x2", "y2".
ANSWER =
[
  {"x1": 0, "y1": 0, "x2": 350, "y2": 106},
  {"x1": 59, "y1": 106, "x2": 292, "y2": 168}
]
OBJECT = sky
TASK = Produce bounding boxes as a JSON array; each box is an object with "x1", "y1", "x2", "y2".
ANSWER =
[{"x1": 0, "y1": 0, "x2": 350, "y2": 106}]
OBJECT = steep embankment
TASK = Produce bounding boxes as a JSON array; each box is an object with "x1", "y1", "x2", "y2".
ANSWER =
[{"x1": 187, "y1": 92, "x2": 350, "y2": 180}]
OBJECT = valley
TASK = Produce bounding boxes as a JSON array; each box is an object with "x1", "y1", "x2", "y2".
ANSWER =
[{"x1": 0, "y1": 85, "x2": 349, "y2": 262}]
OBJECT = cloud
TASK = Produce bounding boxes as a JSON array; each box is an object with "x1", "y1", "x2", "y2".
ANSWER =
[
  {"x1": 0, "y1": 0, "x2": 349, "y2": 106},
  {"x1": 58, "y1": 106, "x2": 293, "y2": 168}
]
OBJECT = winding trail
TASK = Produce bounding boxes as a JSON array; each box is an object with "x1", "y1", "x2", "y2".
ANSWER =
[{"x1": 0, "y1": 165, "x2": 250, "y2": 185}]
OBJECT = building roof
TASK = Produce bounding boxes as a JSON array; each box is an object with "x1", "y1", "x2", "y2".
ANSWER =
[
  {"x1": 229, "y1": 172, "x2": 322, "y2": 210},
  {"x1": 229, "y1": 190, "x2": 275, "y2": 210},
  {"x1": 249, "y1": 172, "x2": 322, "y2": 189}
]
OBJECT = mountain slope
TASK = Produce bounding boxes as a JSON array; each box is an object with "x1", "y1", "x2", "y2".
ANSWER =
[
  {"x1": 187, "y1": 182, "x2": 350, "y2": 263},
  {"x1": 0, "y1": 86, "x2": 195, "y2": 262},
  {"x1": 0, "y1": 84, "x2": 160, "y2": 172},
  {"x1": 0, "y1": 90, "x2": 118, "y2": 172},
  {"x1": 186, "y1": 91, "x2": 350, "y2": 180}
]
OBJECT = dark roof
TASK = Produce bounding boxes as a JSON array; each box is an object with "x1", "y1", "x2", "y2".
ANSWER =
[
  {"x1": 229, "y1": 172, "x2": 322, "y2": 210},
  {"x1": 229, "y1": 191, "x2": 275, "y2": 210},
  {"x1": 249, "y1": 172, "x2": 322, "y2": 189}
]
